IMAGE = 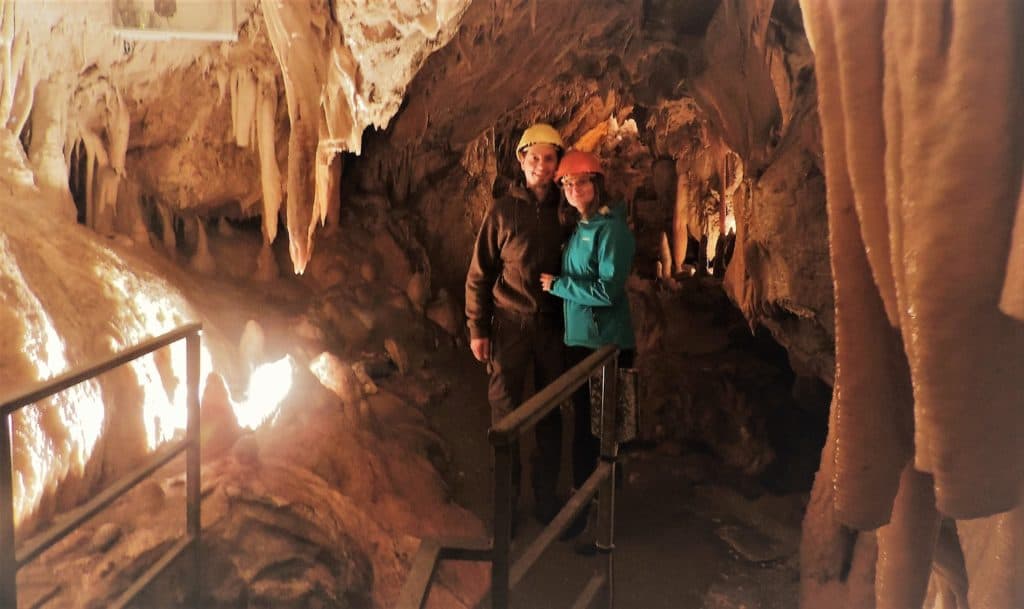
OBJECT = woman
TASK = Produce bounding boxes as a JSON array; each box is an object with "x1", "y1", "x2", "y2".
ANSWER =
[{"x1": 540, "y1": 149, "x2": 636, "y2": 546}]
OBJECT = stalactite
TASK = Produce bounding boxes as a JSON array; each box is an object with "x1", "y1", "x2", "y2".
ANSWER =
[
  {"x1": 0, "y1": 0, "x2": 16, "y2": 124},
  {"x1": 322, "y1": 42, "x2": 358, "y2": 152},
  {"x1": 255, "y1": 72, "x2": 281, "y2": 244},
  {"x1": 263, "y1": 0, "x2": 326, "y2": 274},
  {"x1": 107, "y1": 89, "x2": 130, "y2": 176},
  {"x1": 214, "y1": 65, "x2": 229, "y2": 106},
  {"x1": 7, "y1": 30, "x2": 31, "y2": 137},
  {"x1": 827, "y1": 0, "x2": 898, "y2": 327},
  {"x1": 802, "y1": 0, "x2": 1024, "y2": 604},
  {"x1": 313, "y1": 144, "x2": 334, "y2": 230},
  {"x1": 79, "y1": 125, "x2": 110, "y2": 229},
  {"x1": 324, "y1": 153, "x2": 343, "y2": 229},
  {"x1": 810, "y1": 0, "x2": 912, "y2": 530},
  {"x1": 157, "y1": 204, "x2": 176, "y2": 256},
  {"x1": 232, "y1": 67, "x2": 257, "y2": 149}
]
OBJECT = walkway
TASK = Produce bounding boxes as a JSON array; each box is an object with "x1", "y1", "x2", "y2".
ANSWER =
[{"x1": 428, "y1": 346, "x2": 804, "y2": 609}]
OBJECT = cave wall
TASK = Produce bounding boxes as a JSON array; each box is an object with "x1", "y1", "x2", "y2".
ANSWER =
[{"x1": 9, "y1": 1, "x2": 1023, "y2": 607}]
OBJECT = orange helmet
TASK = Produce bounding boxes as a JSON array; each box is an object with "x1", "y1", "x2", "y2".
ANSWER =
[{"x1": 555, "y1": 150, "x2": 604, "y2": 183}]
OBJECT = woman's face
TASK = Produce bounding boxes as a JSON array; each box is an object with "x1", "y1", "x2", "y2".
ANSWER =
[{"x1": 561, "y1": 173, "x2": 597, "y2": 215}]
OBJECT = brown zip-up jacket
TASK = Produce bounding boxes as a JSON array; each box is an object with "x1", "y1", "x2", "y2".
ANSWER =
[{"x1": 465, "y1": 180, "x2": 565, "y2": 339}]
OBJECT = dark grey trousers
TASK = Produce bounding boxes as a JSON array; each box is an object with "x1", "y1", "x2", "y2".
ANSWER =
[{"x1": 488, "y1": 311, "x2": 565, "y2": 510}]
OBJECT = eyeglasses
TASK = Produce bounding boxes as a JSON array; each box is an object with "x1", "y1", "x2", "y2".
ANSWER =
[{"x1": 560, "y1": 176, "x2": 593, "y2": 190}]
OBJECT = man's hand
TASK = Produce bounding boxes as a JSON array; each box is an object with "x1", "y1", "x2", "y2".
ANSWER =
[
  {"x1": 470, "y1": 337, "x2": 491, "y2": 362},
  {"x1": 540, "y1": 273, "x2": 557, "y2": 292}
]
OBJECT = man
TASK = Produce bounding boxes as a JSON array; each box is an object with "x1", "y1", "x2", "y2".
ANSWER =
[{"x1": 465, "y1": 123, "x2": 567, "y2": 525}]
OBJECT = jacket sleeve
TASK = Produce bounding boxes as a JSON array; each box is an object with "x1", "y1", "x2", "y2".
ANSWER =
[
  {"x1": 465, "y1": 206, "x2": 502, "y2": 338},
  {"x1": 551, "y1": 223, "x2": 635, "y2": 307}
]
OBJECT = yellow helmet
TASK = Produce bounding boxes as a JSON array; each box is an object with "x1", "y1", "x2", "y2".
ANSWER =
[{"x1": 516, "y1": 123, "x2": 564, "y2": 159}]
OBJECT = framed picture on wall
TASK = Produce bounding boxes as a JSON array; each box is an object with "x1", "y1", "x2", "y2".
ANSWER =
[{"x1": 112, "y1": 0, "x2": 239, "y2": 41}]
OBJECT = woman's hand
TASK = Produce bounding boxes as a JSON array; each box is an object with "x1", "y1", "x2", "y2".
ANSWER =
[{"x1": 540, "y1": 273, "x2": 557, "y2": 292}]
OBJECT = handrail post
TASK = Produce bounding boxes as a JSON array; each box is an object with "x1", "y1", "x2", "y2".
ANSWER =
[
  {"x1": 185, "y1": 332, "x2": 202, "y2": 607},
  {"x1": 596, "y1": 354, "x2": 620, "y2": 609},
  {"x1": 0, "y1": 413, "x2": 16, "y2": 608},
  {"x1": 492, "y1": 441, "x2": 513, "y2": 609}
]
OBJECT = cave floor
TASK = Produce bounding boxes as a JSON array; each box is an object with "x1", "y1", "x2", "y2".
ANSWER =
[{"x1": 427, "y1": 336, "x2": 804, "y2": 609}]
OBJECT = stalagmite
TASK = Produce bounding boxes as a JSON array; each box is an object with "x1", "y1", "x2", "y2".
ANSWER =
[
  {"x1": 239, "y1": 319, "x2": 265, "y2": 369},
  {"x1": 218, "y1": 217, "x2": 235, "y2": 237},
  {"x1": 801, "y1": 411, "x2": 881, "y2": 609},
  {"x1": 127, "y1": 190, "x2": 149, "y2": 246},
  {"x1": 93, "y1": 166, "x2": 119, "y2": 233},
  {"x1": 998, "y1": 173, "x2": 1024, "y2": 320},
  {"x1": 672, "y1": 171, "x2": 691, "y2": 274},
  {"x1": 406, "y1": 272, "x2": 428, "y2": 313},
  {"x1": 189, "y1": 218, "x2": 215, "y2": 275},
  {"x1": 705, "y1": 203, "x2": 721, "y2": 273},
  {"x1": 659, "y1": 231, "x2": 673, "y2": 279},
  {"x1": 723, "y1": 183, "x2": 755, "y2": 319},
  {"x1": 255, "y1": 240, "x2": 277, "y2": 281},
  {"x1": 255, "y1": 72, "x2": 281, "y2": 244},
  {"x1": 874, "y1": 465, "x2": 940, "y2": 609},
  {"x1": 955, "y1": 498, "x2": 1024, "y2": 609},
  {"x1": 28, "y1": 78, "x2": 76, "y2": 221}
]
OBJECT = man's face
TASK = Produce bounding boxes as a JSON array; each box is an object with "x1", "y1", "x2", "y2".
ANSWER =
[{"x1": 518, "y1": 143, "x2": 559, "y2": 189}]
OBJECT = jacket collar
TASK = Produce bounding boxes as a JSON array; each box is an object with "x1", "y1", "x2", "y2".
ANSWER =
[
  {"x1": 510, "y1": 179, "x2": 559, "y2": 207},
  {"x1": 580, "y1": 203, "x2": 619, "y2": 224}
]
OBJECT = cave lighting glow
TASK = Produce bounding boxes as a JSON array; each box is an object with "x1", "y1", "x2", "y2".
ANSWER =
[
  {"x1": 233, "y1": 355, "x2": 294, "y2": 430},
  {"x1": 1, "y1": 235, "x2": 106, "y2": 525},
  {"x1": 12, "y1": 306, "x2": 104, "y2": 525},
  {"x1": 103, "y1": 269, "x2": 213, "y2": 450}
]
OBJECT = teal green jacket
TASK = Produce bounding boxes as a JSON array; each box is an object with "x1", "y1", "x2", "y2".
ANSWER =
[{"x1": 550, "y1": 203, "x2": 636, "y2": 349}]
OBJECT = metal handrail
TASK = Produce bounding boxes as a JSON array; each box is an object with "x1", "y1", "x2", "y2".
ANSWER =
[
  {"x1": 0, "y1": 322, "x2": 203, "y2": 608},
  {"x1": 488, "y1": 346, "x2": 618, "y2": 445},
  {"x1": 397, "y1": 344, "x2": 621, "y2": 609}
]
